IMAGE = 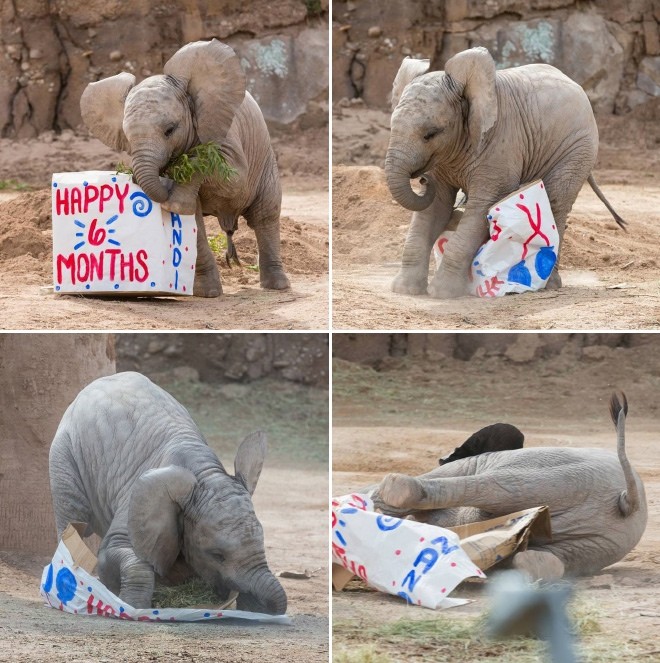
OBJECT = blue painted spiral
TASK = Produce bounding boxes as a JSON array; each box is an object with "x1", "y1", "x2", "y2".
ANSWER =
[{"x1": 130, "y1": 191, "x2": 153, "y2": 217}]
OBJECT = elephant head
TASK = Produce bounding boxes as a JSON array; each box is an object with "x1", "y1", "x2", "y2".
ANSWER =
[
  {"x1": 80, "y1": 39, "x2": 246, "y2": 204},
  {"x1": 385, "y1": 47, "x2": 498, "y2": 211},
  {"x1": 127, "y1": 431, "x2": 287, "y2": 615}
]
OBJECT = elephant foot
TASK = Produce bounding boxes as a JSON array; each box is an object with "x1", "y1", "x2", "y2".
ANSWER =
[
  {"x1": 392, "y1": 270, "x2": 428, "y2": 296},
  {"x1": 194, "y1": 266, "x2": 222, "y2": 298},
  {"x1": 511, "y1": 549, "x2": 565, "y2": 582},
  {"x1": 378, "y1": 473, "x2": 424, "y2": 510},
  {"x1": 162, "y1": 198, "x2": 197, "y2": 216},
  {"x1": 428, "y1": 272, "x2": 467, "y2": 299},
  {"x1": 260, "y1": 269, "x2": 290, "y2": 290},
  {"x1": 545, "y1": 269, "x2": 562, "y2": 290}
]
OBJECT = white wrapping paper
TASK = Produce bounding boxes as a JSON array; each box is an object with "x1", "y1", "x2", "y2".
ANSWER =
[
  {"x1": 52, "y1": 171, "x2": 197, "y2": 296},
  {"x1": 331, "y1": 493, "x2": 484, "y2": 609},
  {"x1": 40, "y1": 536, "x2": 290, "y2": 624},
  {"x1": 433, "y1": 180, "x2": 558, "y2": 297}
]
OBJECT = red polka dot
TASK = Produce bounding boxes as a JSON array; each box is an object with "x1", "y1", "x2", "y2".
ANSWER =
[
  {"x1": 193, "y1": 228, "x2": 197, "y2": 233},
  {"x1": 169, "y1": 244, "x2": 172, "y2": 248},
  {"x1": 395, "y1": 550, "x2": 401, "y2": 556},
  {"x1": 170, "y1": 617, "x2": 176, "y2": 621},
  {"x1": 419, "y1": 537, "x2": 425, "y2": 542},
  {"x1": 217, "y1": 612, "x2": 223, "y2": 617},
  {"x1": 417, "y1": 599, "x2": 421, "y2": 605},
  {"x1": 169, "y1": 283, "x2": 172, "y2": 288},
  {"x1": 451, "y1": 562, "x2": 457, "y2": 567},
  {"x1": 540, "y1": 183, "x2": 544, "y2": 188},
  {"x1": 191, "y1": 264, "x2": 195, "y2": 269},
  {"x1": 496, "y1": 207, "x2": 500, "y2": 211},
  {"x1": 392, "y1": 581, "x2": 396, "y2": 586},
  {"x1": 552, "y1": 224, "x2": 556, "y2": 229},
  {"x1": 183, "y1": 286, "x2": 186, "y2": 292},
  {"x1": 162, "y1": 260, "x2": 165, "y2": 265},
  {"x1": 441, "y1": 588, "x2": 446, "y2": 593},
  {"x1": 185, "y1": 246, "x2": 189, "y2": 251},
  {"x1": 519, "y1": 193, "x2": 524, "y2": 199}
]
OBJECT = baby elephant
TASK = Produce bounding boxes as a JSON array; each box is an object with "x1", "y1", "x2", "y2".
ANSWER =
[
  {"x1": 49, "y1": 371, "x2": 287, "y2": 614},
  {"x1": 440, "y1": 423, "x2": 524, "y2": 465},
  {"x1": 376, "y1": 393, "x2": 647, "y2": 580},
  {"x1": 81, "y1": 39, "x2": 290, "y2": 297}
]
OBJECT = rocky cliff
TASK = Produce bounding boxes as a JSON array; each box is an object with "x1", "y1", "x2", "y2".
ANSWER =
[
  {"x1": 0, "y1": 0, "x2": 328, "y2": 137},
  {"x1": 333, "y1": 0, "x2": 660, "y2": 114}
]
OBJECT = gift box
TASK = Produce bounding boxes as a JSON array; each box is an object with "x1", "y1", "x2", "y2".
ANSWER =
[{"x1": 52, "y1": 171, "x2": 197, "y2": 296}]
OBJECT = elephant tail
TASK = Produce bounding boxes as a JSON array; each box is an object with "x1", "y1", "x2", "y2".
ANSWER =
[
  {"x1": 609, "y1": 392, "x2": 640, "y2": 517},
  {"x1": 588, "y1": 175, "x2": 627, "y2": 231}
]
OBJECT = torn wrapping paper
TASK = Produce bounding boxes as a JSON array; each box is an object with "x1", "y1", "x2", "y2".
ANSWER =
[
  {"x1": 331, "y1": 494, "x2": 484, "y2": 609},
  {"x1": 433, "y1": 180, "x2": 558, "y2": 297},
  {"x1": 40, "y1": 524, "x2": 290, "y2": 624},
  {"x1": 52, "y1": 171, "x2": 197, "y2": 296}
]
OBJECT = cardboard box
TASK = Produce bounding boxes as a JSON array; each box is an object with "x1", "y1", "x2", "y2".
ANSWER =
[{"x1": 52, "y1": 171, "x2": 197, "y2": 296}]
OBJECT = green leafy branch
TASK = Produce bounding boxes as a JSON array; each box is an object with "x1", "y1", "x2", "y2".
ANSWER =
[{"x1": 117, "y1": 142, "x2": 236, "y2": 185}]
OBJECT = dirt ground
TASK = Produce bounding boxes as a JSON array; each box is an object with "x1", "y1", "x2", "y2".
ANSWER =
[
  {"x1": 0, "y1": 371, "x2": 329, "y2": 663},
  {"x1": 332, "y1": 104, "x2": 660, "y2": 330},
  {"x1": 0, "y1": 128, "x2": 328, "y2": 330},
  {"x1": 332, "y1": 342, "x2": 660, "y2": 661}
]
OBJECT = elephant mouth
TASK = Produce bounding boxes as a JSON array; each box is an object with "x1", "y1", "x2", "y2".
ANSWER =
[{"x1": 410, "y1": 158, "x2": 433, "y2": 180}]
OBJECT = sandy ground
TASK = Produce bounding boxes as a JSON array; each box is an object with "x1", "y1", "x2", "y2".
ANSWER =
[
  {"x1": 0, "y1": 372, "x2": 329, "y2": 663},
  {"x1": 332, "y1": 105, "x2": 660, "y2": 330},
  {"x1": 0, "y1": 130, "x2": 329, "y2": 330},
  {"x1": 332, "y1": 344, "x2": 660, "y2": 660}
]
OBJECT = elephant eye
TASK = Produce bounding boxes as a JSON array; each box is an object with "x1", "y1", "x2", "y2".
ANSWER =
[
  {"x1": 164, "y1": 124, "x2": 178, "y2": 137},
  {"x1": 423, "y1": 128, "x2": 443, "y2": 141}
]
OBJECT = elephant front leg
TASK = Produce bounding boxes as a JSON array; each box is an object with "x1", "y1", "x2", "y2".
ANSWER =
[
  {"x1": 430, "y1": 201, "x2": 489, "y2": 299},
  {"x1": 193, "y1": 200, "x2": 222, "y2": 297},
  {"x1": 98, "y1": 534, "x2": 155, "y2": 608},
  {"x1": 393, "y1": 183, "x2": 456, "y2": 296},
  {"x1": 161, "y1": 174, "x2": 203, "y2": 216}
]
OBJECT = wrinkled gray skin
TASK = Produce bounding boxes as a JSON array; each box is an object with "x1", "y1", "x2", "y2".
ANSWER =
[
  {"x1": 80, "y1": 39, "x2": 290, "y2": 297},
  {"x1": 49, "y1": 372, "x2": 287, "y2": 614},
  {"x1": 387, "y1": 48, "x2": 620, "y2": 299},
  {"x1": 372, "y1": 394, "x2": 647, "y2": 580}
]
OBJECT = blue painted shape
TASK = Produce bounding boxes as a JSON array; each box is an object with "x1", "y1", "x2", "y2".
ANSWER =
[
  {"x1": 335, "y1": 530, "x2": 346, "y2": 545},
  {"x1": 204, "y1": 612, "x2": 211, "y2": 618},
  {"x1": 55, "y1": 286, "x2": 61, "y2": 291},
  {"x1": 52, "y1": 183, "x2": 58, "y2": 188},
  {"x1": 150, "y1": 281, "x2": 156, "y2": 287},
  {"x1": 74, "y1": 220, "x2": 86, "y2": 228},
  {"x1": 74, "y1": 241, "x2": 85, "y2": 250},
  {"x1": 108, "y1": 239, "x2": 121, "y2": 246},
  {"x1": 83, "y1": 181, "x2": 88, "y2": 187},
  {"x1": 508, "y1": 260, "x2": 532, "y2": 286},
  {"x1": 112, "y1": 177, "x2": 117, "y2": 182},
  {"x1": 85, "y1": 284, "x2": 90, "y2": 290},
  {"x1": 376, "y1": 515, "x2": 403, "y2": 531},
  {"x1": 152, "y1": 610, "x2": 159, "y2": 615},
  {"x1": 130, "y1": 191, "x2": 153, "y2": 217},
  {"x1": 114, "y1": 284, "x2": 120, "y2": 290},
  {"x1": 43, "y1": 564, "x2": 54, "y2": 593},
  {"x1": 55, "y1": 567, "x2": 77, "y2": 604},
  {"x1": 106, "y1": 214, "x2": 118, "y2": 225},
  {"x1": 535, "y1": 246, "x2": 557, "y2": 280},
  {"x1": 108, "y1": 229, "x2": 116, "y2": 234},
  {"x1": 87, "y1": 586, "x2": 92, "y2": 592},
  {"x1": 119, "y1": 606, "x2": 125, "y2": 613},
  {"x1": 75, "y1": 232, "x2": 84, "y2": 237}
]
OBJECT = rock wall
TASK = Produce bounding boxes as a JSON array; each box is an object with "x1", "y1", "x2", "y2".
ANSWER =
[
  {"x1": 333, "y1": 333, "x2": 656, "y2": 366},
  {"x1": 0, "y1": 0, "x2": 328, "y2": 138},
  {"x1": 116, "y1": 333, "x2": 329, "y2": 387},
  {"x1": 333, "y1": 0, "x2": 660, "y2": 114}
]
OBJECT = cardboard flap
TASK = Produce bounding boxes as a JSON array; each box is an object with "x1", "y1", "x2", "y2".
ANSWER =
[{"x1": 61, "y1": 522, "x2": 98, "y2": 574}]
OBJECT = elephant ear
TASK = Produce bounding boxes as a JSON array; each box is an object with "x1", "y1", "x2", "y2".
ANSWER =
[
  {"x1": 80, "y1": 72, "x2": 135, "y2": 152},
  {"x1": 444, "y1": 47, "x2": 498, "y2": 155},
  {"x1": 234, "y1": 431, "x2": 267, "y2": 496},
  {"x1": 163, "y1": 39, "x2": 246, "y2": 144},
  {"x1": 128, "y1": 466, "x2": 197, "y2": 576},
  {"x1": 391, "y1": 57, "x2": 430, "y2": 110}
]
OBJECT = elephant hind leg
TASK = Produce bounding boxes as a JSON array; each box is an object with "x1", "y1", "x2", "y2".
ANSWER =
[{"x1": 244, "y1": 179, "x2": 290, "y2": 291}]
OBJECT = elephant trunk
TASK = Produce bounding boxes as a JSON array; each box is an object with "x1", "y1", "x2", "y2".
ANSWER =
[
  {"x1": 236, "y1": 567, "x2": 288, "y2": 615},
  {"x1": 385, "y1": 146, "x2": 435, "y2": 212},
  {"x1": 131, "y1": 149, "x2": 171, "y2": 203}
]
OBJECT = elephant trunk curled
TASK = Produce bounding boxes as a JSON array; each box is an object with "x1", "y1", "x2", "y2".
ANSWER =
[
  {"x1": 236, "y1": 567, "x2": 287, "y2": 615},
  {"x1": 131, "y1": 149, "x2": 171, "y2": 203},
  {"x1": 385, "y1": 146, "x2": 435, "y2": 212}
]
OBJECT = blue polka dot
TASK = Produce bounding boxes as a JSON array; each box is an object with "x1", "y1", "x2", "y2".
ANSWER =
[
  {"x1": 87, "y1": 586, "x2": 92, "y2": 592},
  {"x1": 56, "y1": 568, "x2": 77, "y2": 605},
  {"x1": 52, "y1": 182, "x2": 58, "y2": 187},
  {"x1": 152, "y1": 610, "x2": 159, "y2": 615},
  {"x1": 114, "y1": 284, "x2": 119, "y2": 290},
  {"x1": 473, "y1": 261, "x2": 479, "y2": 266},
  {"x1": 55, "y1": 285, "x2": 61, "y2": 291},
  {"x1": 150, "y1": 281, "x2": 155, "y2": 287},
  {"x1": 83, "y1": 181, "x2": 88, "y2": 186},
  {"x1": 487, "y1": 215, "x2": 492, "y2": 220},
  {"x1": 204, "y1": 612, "x2": 210, "y2": 618},
  {"x1": 85, "y1": 284, "x2": 90, "y2": 290},
  {"x1": 111, "y1": 177, "x2": 117, "y2": 182},
  {"x1": 119, "y1": 606, "x2": 124, "y2": 613}
]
